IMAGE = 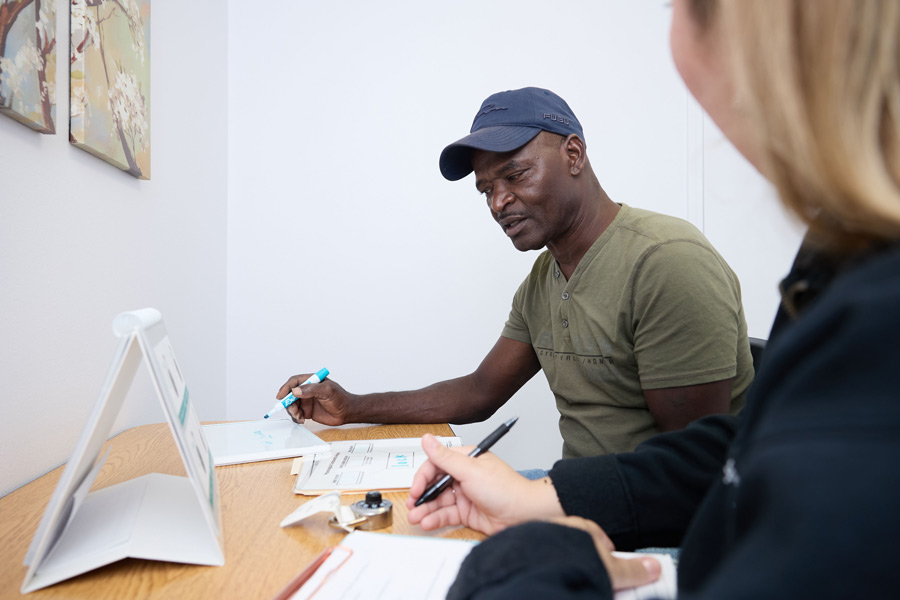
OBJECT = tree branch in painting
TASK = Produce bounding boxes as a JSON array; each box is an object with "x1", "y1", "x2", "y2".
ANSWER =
[
  {"x1": 85, "y1": 0, "x2": 149, "y2": 177},
  {"x1": 71, "y1": 0, "x2": 148, "y2": 178},
  {"x1": 70, "y1": 0, "x2": 99, "y2": 65},
  {"x1": 0, "y1": 0, "x2": 35, "y2": 108},
  {"x1": 110, "y1": 66, "x2": 147, "y2": 165},
  {"x1": 0, "y1": 0, "x2": 35, "y2": 62},
  {"x1": 0, "y1": 0, "x2": 55, "y2": 132},
  {"x1": 34, "y1": 0, "x2": 55, "y2": 131}
]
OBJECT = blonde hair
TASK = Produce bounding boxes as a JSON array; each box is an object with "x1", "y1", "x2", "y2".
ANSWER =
[{"x1": 719, "y1": 0, "x2": 900, "y2": 249}]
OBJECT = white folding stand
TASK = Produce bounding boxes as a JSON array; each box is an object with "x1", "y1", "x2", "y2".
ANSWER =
[{"x1": 21, "y1": 308, "x2": 225, "y2": 594}]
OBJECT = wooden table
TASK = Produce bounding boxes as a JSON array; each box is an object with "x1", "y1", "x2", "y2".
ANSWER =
[{"x1": 0, "y1": 422, "x2": 484, "y2": 599}]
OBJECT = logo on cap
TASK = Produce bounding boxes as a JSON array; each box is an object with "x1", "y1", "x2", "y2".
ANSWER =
[
  {"x1": 543, "y1": 113, "x2": 570, "y2": 126},
  {"x1": 477, "y1": 103, "x2": 508, "y2": 118}
]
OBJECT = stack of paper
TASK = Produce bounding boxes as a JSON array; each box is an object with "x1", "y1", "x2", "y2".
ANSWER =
[{"x1": 292, "y1": 437, "x2": 461, "y2": 494}]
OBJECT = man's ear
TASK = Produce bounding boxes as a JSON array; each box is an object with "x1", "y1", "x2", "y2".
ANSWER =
[{"x1": 565, "y1": 134, "x2": 587, "y2": 175}]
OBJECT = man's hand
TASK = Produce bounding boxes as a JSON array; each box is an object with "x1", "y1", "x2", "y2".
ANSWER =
[
  {"x1": 406, "y1": 433, "x2": 564, "y2": 535},
  {"x1": 276, "y1": 374, "x2": 354, "y2": 426}
]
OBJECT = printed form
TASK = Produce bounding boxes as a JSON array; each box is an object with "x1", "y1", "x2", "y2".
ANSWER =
[
  {"x1": 280, "y1": 533, "x2": 676, "y2": 600},
  {"x1": 292, "y1": 437, "x2": 462, "y2": 495},
  {"x1": 286, "y1": 531, "x2": 475, "y2": 600}
]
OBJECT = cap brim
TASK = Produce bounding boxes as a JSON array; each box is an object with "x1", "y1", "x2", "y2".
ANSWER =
[{"x1": 439, "y1": 126, "x2": 542, "y2": 181}]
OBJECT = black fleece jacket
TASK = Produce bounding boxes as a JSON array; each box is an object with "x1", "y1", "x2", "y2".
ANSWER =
[{"x1": 449, "y1": 242, "x2": 900, "y2": 600}]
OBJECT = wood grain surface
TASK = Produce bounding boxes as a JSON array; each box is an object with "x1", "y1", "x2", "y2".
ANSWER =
[{"x1": 0, "y1": 422, "x2": 484, "y2": 599}]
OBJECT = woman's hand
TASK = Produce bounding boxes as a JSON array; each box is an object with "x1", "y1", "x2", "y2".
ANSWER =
[{"x1": 406, "y1": 433, "x2": 564, "y2": 535}]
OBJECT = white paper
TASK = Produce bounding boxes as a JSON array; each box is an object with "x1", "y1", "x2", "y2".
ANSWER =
[
  {"x1": 612, "y1": 552, "x2": 678, "y2": 600},
  {"x1": 282, "y1": 535, "x2": 675, "y2": 600},
  {"x1": 202, "y1": 419, "x2": 331, "y2": 466},
  {"x1": 292, "y1": 437, "x2": 462, "y2": 495},
  {"x1": 289, "y1": 531, "x2": 476, "y2": 600}
]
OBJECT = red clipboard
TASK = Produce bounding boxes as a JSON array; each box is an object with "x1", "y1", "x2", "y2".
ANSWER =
[{"x1": 271, "y1": 546, "x2": 353, "y2": 600}]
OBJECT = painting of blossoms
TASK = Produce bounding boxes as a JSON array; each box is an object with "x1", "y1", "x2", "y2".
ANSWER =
[
  {"x1": 70, "y1": 0, "x2": 149, "y2": 179},
  {"x1": 0, "y1": 0, "x2": 56, "y2": 133}
]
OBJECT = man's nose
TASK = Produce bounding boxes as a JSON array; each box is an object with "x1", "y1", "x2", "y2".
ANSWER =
[{"x1": 490, "y1": 186, "x2": 514, "y2": 214}]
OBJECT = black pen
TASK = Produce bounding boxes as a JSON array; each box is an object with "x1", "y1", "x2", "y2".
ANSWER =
[{"x1": 414, "y1": 416, "x2": 518, "y2": 507}]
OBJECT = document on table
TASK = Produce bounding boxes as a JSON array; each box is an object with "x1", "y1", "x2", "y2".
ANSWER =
[
  {"x1": 292, "y1": 437, "x2": 461, "y2": 495},
  {"x1": 202, "y1": 419, "x2": 331, "y2": 466},
  {"x1": 276, "y1": 531, "x2": 476, "y2": 600},
  {"x1": 273, "y1": 532, "x2": 676, "y2": 600}
]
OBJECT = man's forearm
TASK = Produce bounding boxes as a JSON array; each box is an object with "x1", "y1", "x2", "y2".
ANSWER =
[
  {"x1": 343, "y1": 375, "x2": 501, "y2": 424},
  {"x1": 339, "y1": 336, "x2": 539, "y2": 426}
]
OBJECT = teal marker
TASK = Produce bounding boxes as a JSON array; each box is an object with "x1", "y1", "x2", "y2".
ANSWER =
[{"x1": 264, "y1": 368, "x2": 329, "y2": 419}]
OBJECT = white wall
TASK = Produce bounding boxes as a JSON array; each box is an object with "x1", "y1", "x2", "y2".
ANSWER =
[
  {"x1": 226, "y1": 1, "x2": 804, "y2": 470},
  {"x1": 0, "y1": 2, "x2": 805, "y2": 499},
  {"x1": 0, "y1": 0, "x2": 228, "y2": 496}
]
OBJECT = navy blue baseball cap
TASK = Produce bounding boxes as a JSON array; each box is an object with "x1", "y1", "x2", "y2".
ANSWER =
[{"x1": 439, "y1": 87, "x2": 585, "y2": 181}]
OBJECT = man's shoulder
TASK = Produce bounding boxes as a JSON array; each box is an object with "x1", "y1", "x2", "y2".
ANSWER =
[
  {"x1": 605, "y1": 207, "x2": 739, "y2": 294},
  {"x1": 616, "y1": 204, "x2": 709, "y2": 246}
]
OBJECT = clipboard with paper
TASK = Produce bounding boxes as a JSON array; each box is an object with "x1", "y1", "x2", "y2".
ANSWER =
[
  {"x1": 272, "y1": 530, "x2": 678, "y2": 600},
  {"x1": 271, "y1": 531, "x2": 476, "y2": 600}
]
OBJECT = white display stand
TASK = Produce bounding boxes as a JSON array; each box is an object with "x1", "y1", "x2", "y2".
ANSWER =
[{"x1": 21, "y1": 308, "x2": 225, "y2": 594}]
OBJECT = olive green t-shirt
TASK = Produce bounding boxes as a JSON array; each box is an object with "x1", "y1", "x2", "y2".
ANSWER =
[{"x1": 502, "y1": 204, "x2": 752, "y2": 458}]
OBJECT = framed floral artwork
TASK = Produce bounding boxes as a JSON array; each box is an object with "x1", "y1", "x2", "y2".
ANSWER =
[
  {"x1": 0, "y1": 0, "x2": 56, "y2": 134},
  {"x1": 70, "y1": 0, "x2": 149, "y2": 179}
]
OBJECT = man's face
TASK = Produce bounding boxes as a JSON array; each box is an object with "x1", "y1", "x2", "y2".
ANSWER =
[{"x1": 472, "y1": 132, "x2": 578, "y2": 252}]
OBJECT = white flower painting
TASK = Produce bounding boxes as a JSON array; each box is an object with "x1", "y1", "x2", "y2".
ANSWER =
[
  {"x1": 0, "y1": 0, "x2": 57, "y2": 133},
  {"x1": 70, "y1": 0, "x2": 150, "y2": 179}
]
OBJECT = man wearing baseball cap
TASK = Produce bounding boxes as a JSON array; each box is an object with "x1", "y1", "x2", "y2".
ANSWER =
[{"x1": 278, "y1": 87, "x2": 753, "y2": 459}]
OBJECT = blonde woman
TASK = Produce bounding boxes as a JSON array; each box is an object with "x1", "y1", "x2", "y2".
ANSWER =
[{"x1": 406, "y1": 1, "x2": 900, "y2": 597}]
